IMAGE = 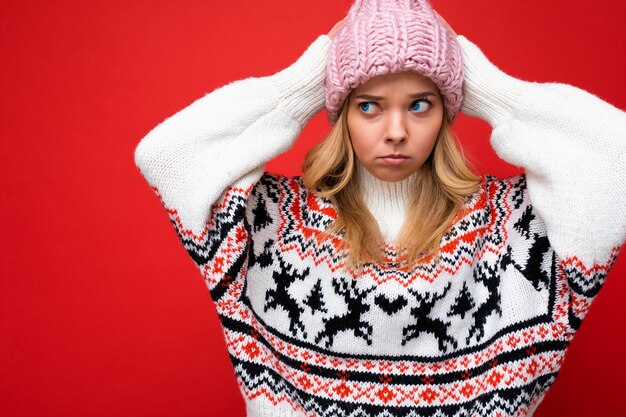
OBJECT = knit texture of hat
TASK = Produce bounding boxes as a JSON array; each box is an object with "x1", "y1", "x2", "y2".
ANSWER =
[{"x1": 325, "y1": 0, "x2": 464, "y2": 125}]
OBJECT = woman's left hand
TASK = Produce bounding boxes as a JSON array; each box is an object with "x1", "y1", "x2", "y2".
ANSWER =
[
  {"x1": 328, "y1": 18, "x2": 346, "y2": 39},
  {"x1": 434, "y1": 11, "x2": 457, "y2": 37}
]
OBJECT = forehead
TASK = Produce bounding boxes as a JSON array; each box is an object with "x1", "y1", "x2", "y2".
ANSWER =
[{"x1": 352, "y1": 71, "x2": 438, "y2": 96}]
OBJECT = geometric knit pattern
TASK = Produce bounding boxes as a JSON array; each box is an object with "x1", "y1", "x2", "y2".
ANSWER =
[{"x1": 149, "y1": 171, "x2": 620, "y2": 417}]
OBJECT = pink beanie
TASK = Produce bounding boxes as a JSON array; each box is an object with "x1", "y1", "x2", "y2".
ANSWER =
[{"x1": 325, "y1": 0, "x2": 463, "y2": 125}]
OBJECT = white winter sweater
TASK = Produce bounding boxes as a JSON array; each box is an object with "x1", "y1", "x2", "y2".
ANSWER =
[{"x1": 134, "y1": 34, "x2": 626, "y2": 417}]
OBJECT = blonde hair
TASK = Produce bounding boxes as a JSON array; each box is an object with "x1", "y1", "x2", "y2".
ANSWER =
[{"x1": 302, "y1": 96, "x2": 482, "y2": 270}]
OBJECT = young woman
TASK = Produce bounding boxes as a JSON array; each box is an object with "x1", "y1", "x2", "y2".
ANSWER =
[{"x1": 134, "y1": 0, "x2": 626, "y2": 416}]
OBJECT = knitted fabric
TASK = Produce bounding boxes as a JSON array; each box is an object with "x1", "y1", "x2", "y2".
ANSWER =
[
  {"x1": 134, "y1": 34, "x2": 626, "y2": 416},
  {"x1": 164, "y1": 170, "x2": 616, "y2": 417},
  {"x1": 325, "y1": 0, "x2": 463, "y2": 124},
  {"x1": 356, "y1": 160, "x2": 417, "y2": 243}
]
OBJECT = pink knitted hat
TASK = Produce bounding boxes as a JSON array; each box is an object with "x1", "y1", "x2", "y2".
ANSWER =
[{"x1": 325, "y1": 0, "x2": 463, "y2": 125}]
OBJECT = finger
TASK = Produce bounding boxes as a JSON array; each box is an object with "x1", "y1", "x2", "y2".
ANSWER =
[{"x1": 434, "y1": 11, "x2": 457, "y2": 37}]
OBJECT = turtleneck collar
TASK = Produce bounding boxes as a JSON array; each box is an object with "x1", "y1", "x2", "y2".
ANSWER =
[{"x1": 356, "y1": 160, "x2": 418, "y2": 244}]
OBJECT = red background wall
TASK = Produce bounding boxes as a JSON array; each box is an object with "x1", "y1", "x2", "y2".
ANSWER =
[{"x1": 1, "y1": 1, "x2": 625, "y2": 416}]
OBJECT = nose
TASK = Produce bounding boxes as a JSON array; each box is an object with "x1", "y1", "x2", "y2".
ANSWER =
[{"x1": 384, "y1": 111, "x2": 408, "y2": 144}]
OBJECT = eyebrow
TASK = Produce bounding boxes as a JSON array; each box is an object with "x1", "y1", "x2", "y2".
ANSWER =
[{"x1": 353, "y1": 92, "x2": 438, "y2": 100}]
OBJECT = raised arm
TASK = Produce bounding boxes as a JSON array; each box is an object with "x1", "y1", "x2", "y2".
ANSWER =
[
  {"x1": 134, "y1": 35, "x2": 332, "y2": 236},
  {"x1": 457, "y1": 35, "x2": 626, "y2": 268}
]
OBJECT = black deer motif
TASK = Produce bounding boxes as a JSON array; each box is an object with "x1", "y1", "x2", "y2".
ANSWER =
[
  {"x1": 248, "y1": 238, "x2": 274, "y2": 269},
  {"x1": 509, "y1": 205, "x2": 552, "y2": 292},
  {"x1": 402, "y1": 282, "x2": 457, "y2": 352},
  {"x1": 467, "y1": 259, "x2": 503, "y2": 344},
  {"x1": 314, "y1": 277, "x2": 376, "y2": 348},
  {"x1": 264, "y1": 257, "x2": 311, "y2": 338}
]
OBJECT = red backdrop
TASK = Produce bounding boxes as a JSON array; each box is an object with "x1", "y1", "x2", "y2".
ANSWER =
[{"x1": 1, "y1": 0, "x2": 625, "y2": 416}]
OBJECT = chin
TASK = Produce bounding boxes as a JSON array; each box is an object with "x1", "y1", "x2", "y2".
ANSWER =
[{"x1": 374, "y1": 169, "x2": 415, "y2": 183}]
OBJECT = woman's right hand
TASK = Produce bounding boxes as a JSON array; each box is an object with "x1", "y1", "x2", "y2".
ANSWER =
[{"x1": 328, "y1": 18, "x2": 346, "y2": 39}]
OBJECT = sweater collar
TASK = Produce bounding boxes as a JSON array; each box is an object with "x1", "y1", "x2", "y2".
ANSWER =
[{"x1": 356, "y1": 160, "x2": 417, "y2": 243}]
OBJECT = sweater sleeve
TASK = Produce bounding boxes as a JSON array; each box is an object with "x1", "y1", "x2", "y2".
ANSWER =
[
  {"x1": 134, "y1": 35, "x2": 332, "y2": 237},
  {"x1": 456, "y1": 35, "x2": 626, "y2": 269}
]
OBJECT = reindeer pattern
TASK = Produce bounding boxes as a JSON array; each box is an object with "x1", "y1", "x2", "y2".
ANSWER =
[
  {"x1": 241, "y1": 174, "x2": 553, "y2": 355},
  {"x1": 246, "y1": 249, "x2": 527, "y2": 354},
  {"x1": 245, "y1": 268, "x2": 552, "y2": 356},
  {"x1": 314, "y1": 277, "x2": 377, "y2": 348}
]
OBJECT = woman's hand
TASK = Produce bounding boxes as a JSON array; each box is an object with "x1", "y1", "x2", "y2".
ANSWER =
[
  {"x1": 434, "y1": 11, "x2": 457, "y2": 37},
  {"x1": 328, "y1": 18, "x2": 346, "y2": 39}
]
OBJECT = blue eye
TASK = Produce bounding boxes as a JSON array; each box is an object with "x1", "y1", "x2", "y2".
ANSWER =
[
  {"x1": 358, "y1": 102, "x2": 375, "y2": 113},
  {"x1": 410, "y1": 99, "x2": 431, "y2": 113}
]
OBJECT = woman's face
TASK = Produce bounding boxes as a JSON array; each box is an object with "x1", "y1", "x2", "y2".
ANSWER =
[{"x1": 346, "y1": 71, "x2": 444, "y2": 182}]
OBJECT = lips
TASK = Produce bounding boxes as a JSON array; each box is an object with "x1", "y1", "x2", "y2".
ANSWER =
[{"x1": 379, "y1": 154, "x2": 410, "y2": 166}]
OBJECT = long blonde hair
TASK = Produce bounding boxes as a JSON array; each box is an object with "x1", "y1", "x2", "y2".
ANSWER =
[{"x1": 302, "y1": 96, "x2": 482, "y2": 270}]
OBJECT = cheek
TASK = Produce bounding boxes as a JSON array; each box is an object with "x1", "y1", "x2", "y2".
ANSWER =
[
  {"x1": 416, "y1": 119, "x2": 442, "y2": 147},
  {"x1": 349, "y1": 131, "x2": 377, "y2": 162},
  {"x1": 426, "y1": 125, "x2": 441, "y2": 147},
  {"x1": 405, "y1": 124, "x2": 440, "y2": 160},
  {"x1": 347, "y1": 117, "x2": 373, "y2": 157}
]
